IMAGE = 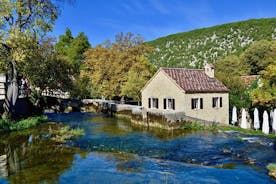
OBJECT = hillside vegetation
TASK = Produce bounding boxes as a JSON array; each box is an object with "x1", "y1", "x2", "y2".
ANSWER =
[{"x1": 148, "y1": 18, "x2": 276, "y2": 68}]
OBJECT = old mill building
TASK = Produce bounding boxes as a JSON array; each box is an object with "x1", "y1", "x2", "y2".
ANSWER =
[{"x1": 141, "y1": 64, "x2": 229, "y2": 125}]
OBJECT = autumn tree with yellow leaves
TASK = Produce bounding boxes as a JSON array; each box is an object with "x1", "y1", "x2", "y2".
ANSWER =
[{"x1": 81, "y1": 33, "x2": 156, "y2": 100}]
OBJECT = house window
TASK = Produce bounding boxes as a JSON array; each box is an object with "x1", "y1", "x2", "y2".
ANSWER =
[
  {"x1": 168, "y1": 98, "x2": 175, "y2": 110},
  {"x1": 152, "y1": 98, "x2": 159, "y2": 109},
  {"x1": 212, "y1": 97, "x2": 222, "y2": 108},
  {"x1": 164, "y1": 98, "x2": 175, "y2": 110},
  {"x1": 191, "y1": 98, "x2": 203, "y2": 109}
]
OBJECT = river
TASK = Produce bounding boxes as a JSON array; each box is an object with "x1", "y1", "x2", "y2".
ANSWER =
[{"x1": 0, "y1": 112, "x2": 276, "y2": 183}]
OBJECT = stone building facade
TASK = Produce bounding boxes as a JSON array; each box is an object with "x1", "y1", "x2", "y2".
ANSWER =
[{"x1": 141, "y1": 64, "x2": 229, "y2": 125}]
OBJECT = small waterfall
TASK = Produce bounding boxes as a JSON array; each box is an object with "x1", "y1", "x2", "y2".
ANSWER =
[
  {"x1": 262, "y1": 110, "x2": 270, "y2": 134},
  {"x1": 241, "y1": 108, "x2": 247, "y2": 129},
  {"x1": 253, "y1": 108, "x2": 260, "y2": 130},
  {"x1": 231, "y1": 106, "x2": 237, "y2": 125},
  {"x1": 272, "y1": 109, "x2": 276, "y2": 133}
]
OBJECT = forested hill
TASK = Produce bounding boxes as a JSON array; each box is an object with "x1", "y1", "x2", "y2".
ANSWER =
[{"x1": 147, "y1": 18, "x2": 276, "y2": 68}]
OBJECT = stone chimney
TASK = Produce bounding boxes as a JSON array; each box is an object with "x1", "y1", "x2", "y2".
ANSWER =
[{"x1": 204, "y1": 63, "x2": 215, "y2": 78}]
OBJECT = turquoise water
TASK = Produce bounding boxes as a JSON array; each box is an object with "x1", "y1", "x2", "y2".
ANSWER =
[{"x1": 1, "y1": 112, "x2": 276, "y2": 183}]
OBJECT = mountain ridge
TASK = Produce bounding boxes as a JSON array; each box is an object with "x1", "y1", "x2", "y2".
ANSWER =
[{"x1": 147, "y1": 18, "x2": 276, "y2": 68}]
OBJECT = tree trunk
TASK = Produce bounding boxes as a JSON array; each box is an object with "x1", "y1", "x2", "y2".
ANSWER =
[{"x1": 3, "y1": 61, "x2": 18, "y2": 119}]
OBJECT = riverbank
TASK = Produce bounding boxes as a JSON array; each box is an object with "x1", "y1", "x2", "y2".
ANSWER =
[
  {"x1": 0, "y1": 115, "x2": 47, "y2": 133},
  {"x1": 114, "y1": 111, "x2": 276, "y2": 139},
  {"x1": 0, "y1": 115, "x2": 84, "y2": 143}
]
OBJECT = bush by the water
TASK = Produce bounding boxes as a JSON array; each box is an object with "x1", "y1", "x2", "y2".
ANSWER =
[{"x1": 0, "y1": 115, "x2": 47, "y2": 132}]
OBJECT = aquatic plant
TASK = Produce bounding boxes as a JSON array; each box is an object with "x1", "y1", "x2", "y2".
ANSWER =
[
  {"x1": 267, "y1": 163, "x2": 276, "y2": 179},
  {"x1": 50, "y1": 125, "x2": 84, "y2": 143}
]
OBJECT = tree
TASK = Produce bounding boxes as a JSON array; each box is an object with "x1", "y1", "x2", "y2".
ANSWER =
[
  {"x1": 241, "y1": 40, "x2": 276, "y2": 74},
  {"x1": 81, "y1": 32, "x2": 155, "y2": 99},
  {"x1": 55, "y1": 28, "x2": 91, "y2": 75},
  {"x1": 22, "y1": 38, "x2": 72, "y2": 92},
  {"x1": 121, "y1": 56, "x2": 156, "y2": 102},
  {"x1": 250, "y1": 64, "x2": 276, "y2": 108},
  {"x1": 0, "y1": 0, "x2": 59, "y2": 118},
  {"x1": 215, "y1": 55, "x2": 252, "y2": 109}
]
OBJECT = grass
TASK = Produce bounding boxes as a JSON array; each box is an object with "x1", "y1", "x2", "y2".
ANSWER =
[
  {"x1": 179, "y1": 121, "x2": 276, "y2": 138},
  {"x1": 50, "y1": 125, "x2": 84, "y2": 143},
  {"x1": 0, "y1": 115, "x2": 48, "y2": 132},
  {"x1": 219, "y1": 126, "x2": 276, "y2": 138},
  {"x1": 180, "y1": 121, "x2": 218, "y2": 131},
  {"x1": 267, "y1": 163, "x2": 276, "y2": 179}
]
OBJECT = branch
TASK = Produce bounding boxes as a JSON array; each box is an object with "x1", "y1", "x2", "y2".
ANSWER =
[
  {"x1": 1, "y1": 42, "x2": 11, "y2": 51},
  {"x1": 19, "y1": 1, "x2": 33, "y2": 30},
  {"x1": 4, "y1": 16, "x2": 13, "y2": 28}
]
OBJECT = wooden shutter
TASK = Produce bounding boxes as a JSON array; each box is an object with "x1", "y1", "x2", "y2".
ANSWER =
[
  {"x1": 200, "y1": 98, "x2": 203, "y2": 109},
  {"x1": 163, "y1": 98, "x2": 166, "y2": 109},
  {"x1": 148, "y1": 98, "x2": 151, "y2": 108},
  {"x1": 156, "y1": 98, "x2": 159, "y2": 109},
  {"x1": 191, "y1": 99, "x2": 194, "y2": 109},
  {"x1": 172, "y1": 99, "x2": 175, "y2": 110},
  {"x1": 212, "y1": 98, "x2": 215, "y2": 108},
  {"x1": 220, "y1": 97, "x2": 222, "y2": 107}
]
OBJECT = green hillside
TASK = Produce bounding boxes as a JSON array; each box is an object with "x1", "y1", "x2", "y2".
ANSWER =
[{"x1": 148, "y1": 18, "x2": 276, "y2": 68}]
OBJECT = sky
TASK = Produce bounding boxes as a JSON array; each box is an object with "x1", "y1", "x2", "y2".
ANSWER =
[{"x1": 51, "y1": 0, "x2": 276, "y2": 46}]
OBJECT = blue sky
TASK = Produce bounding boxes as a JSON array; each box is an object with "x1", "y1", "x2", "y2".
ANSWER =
[{"x1": 51, "y1": 0, "x2": 276, "y2": 46}]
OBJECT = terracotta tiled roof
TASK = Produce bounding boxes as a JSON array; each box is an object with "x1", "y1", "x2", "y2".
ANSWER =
[
  {"x1": 161, "y1": 68, "x2": 229, "y2": 93},
  {"x1": 240, "y1": 75, "x2": 259, "y2": 88}
]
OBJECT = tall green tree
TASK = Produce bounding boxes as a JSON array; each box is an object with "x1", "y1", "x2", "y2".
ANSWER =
[
  {"x1": 250, "y1": 63, "x2": 276, "y2": 108},
  {"x1": 0, "y1": 0, "x2": 59, "y2": 118},
  {"x1": 241, "y1": 40, "x2": 276, "y2": 75},
  {"x1": 215, "y1": 55, "x2": 252, "y2": 110},
  {"x1": 55, "y1": 28, "x2": 90, "y2": 75}
]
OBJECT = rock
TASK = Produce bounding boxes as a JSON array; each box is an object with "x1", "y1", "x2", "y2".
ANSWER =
[{"x1": 64, "y1": 106, "x2": 73, "y2": 113}]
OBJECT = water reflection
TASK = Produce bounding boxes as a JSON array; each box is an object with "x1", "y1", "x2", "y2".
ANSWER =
[
  {"x1": 0, "y1": 112, "x2": 276, "y2": 183},
  {"x1": 0, "y1": 123, "x2": 78, "y2": 184},
  {"x1": 92, "y1": 115, "x2": 209, "y2": 140}
]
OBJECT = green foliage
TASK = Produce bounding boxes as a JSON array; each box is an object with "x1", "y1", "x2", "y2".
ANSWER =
[
  {"x1": 180, "y1": 121, "x2": 218, "y2": 131},
  {"x1": 50, "y1": 125, "x2": 84, "y2": 143},
  {"x1": 267, "y1": 163, "x2": 276, "y2": 178},
  {"x1": 55, "y1": 28, "x2": 91, "y2": 75},
  {"x1": 215, "y1": 55, "x2": 252, "y2": 109},
  {"x1": 250, "y1": 64, "x2": 276, "y2": 108},
  {"x1": 0, "y1": 115, "x2": 47, "y2": 132},
  {"x1": 121, "y1": 56, "x2": 156, "y2": 101},
  {"x1": 29, "y1": 89, "x2": 47, "y2": 110},
  {"x1": 148, "y1": 18, "x2": 276, "y2": 68},
  {"x1": 82, "y1": 33, "x2": 155, "y2": 99},
  {"x1": 215, "y1": 40, "x2": 276, "y2": 109},
  {"x1": 22, "y1": 39, "x2": 72, "y2": 92},
  {"x1": 219, "y1": 126, "x2": 276, "y2": 138},
  {"x1": 0, "y1": 0, "x2": 59, "y2": 63},
  {"x1": 241, "y1": 40, "x2": 276, "y2": 74}
]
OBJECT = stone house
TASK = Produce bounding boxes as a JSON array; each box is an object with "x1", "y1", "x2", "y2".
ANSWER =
[{"x1": 141, "y1": 64, "x2": 229, "y2": 125}]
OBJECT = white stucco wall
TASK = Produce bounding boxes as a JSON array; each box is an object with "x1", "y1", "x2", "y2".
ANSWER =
[{"x1": 141, "y1": 70, "x2": 229, "y2": 125}]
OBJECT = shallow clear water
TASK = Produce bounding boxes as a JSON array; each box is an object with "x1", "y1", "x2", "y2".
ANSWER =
[{"x1": 1, "y1": 112, "x2": 276, "y2": 183}]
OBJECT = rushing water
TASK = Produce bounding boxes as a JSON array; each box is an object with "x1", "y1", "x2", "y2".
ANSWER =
[{"x1": 1, "y1": 112, "x2": 276, "y2": 183}]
